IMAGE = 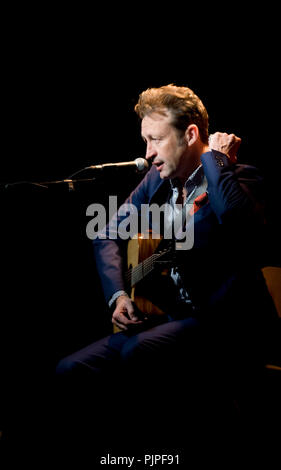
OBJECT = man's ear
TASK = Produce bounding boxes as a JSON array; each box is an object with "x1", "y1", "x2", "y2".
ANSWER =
[{"x1": 185, "y1": 124, "x2": 199, "y2": 146}]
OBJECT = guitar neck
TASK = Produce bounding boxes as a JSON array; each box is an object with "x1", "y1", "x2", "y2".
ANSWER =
[{"x1": 127, "y1": 252, "x2": 163, "y2": 287}]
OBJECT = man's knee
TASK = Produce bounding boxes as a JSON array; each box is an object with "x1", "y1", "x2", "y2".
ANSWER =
[{"x1": 56, "y1": 356, "x2": 79, "y2": 377}]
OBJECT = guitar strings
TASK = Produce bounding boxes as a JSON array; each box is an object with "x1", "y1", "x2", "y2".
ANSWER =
[
  {"x1": 125, "y1": 254, "x2": 159, "y2": 281},
  {"x1": 125, "y1": 252, "x2": 161, "y2": 278},
  {"x1": 124, "y1": 252, "x2": 163, "y2": 287},
  {"x1": 125, "y1": 255, "x2": 159, "y2": 280}
]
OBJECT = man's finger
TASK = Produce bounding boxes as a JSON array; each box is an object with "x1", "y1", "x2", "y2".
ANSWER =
[
  {"x1": 118, "y1": 298, "x2": 140, "y2": 321},
  {"x1": 112, "y1": 317, "x2": 128, "y2": 330},
  {"x1": 113, "y1": 311, "x2": 131, "y2": 325},
  {"x1": 113, "y1": 310, "x2": 143, "y2": 327},
  {"x1": 127, "y1": 308, "x2": 140, "y2": 321}
]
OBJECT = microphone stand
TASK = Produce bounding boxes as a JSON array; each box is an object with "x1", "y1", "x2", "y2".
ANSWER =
[
  {"x1": 1, "y1": 161, "x2": 148, "y2": 192},
  {"x1": 1, "y1": 177, "x2": 97, "y2": 192},
  {"x1": 1, "y1": 164, "x2": 103, "y2": 191}
]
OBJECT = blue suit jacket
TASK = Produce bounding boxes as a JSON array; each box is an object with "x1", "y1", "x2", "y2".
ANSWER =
[{"x1": 93, "y1": 150, "x2": 275, "y2": 323}]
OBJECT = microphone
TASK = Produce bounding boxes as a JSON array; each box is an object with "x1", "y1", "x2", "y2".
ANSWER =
[{"x1": 86, "y1": 158, "x2": 149, "y2": 172}]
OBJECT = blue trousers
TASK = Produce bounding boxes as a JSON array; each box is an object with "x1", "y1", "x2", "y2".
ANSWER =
[
  {"x1": 55, "y1": 314, "x2": 261, "y2": 451},
  {"x1": 56, "y1": 316, "x2": 207, "y2": 383},
  {"x1": 55, "y1": 317, "x2": 217, "y2": 447}
]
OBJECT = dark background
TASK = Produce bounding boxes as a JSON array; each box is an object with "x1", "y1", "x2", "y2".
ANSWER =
[{"x1": 1, "y1": 7, "x2": 281, "y2": 458}]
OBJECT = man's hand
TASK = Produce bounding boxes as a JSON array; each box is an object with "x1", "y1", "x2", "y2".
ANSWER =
[
  {"x1": 112, "y1": 295, "x2": 143, "y2": 331},
  {"x1": 209, "y1": 132, "x2": 241, "y2": 163}
]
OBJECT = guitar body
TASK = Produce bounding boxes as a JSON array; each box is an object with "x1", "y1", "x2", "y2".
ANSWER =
[{"x1": 127, "y1": 234, "x2": 169, "y2": 316}]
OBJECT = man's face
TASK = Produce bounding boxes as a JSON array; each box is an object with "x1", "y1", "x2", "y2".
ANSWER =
[{"x1": 141, "y1": 111, "x2": 189, "y2": 180}]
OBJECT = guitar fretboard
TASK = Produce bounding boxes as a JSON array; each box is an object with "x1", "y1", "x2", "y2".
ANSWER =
[{"x1": 125, "y1": 251, "x2": 165, "y2": 288}]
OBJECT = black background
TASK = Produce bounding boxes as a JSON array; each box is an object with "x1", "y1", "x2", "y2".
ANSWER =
[
  {"x1": 1, "y1": 6, "x2": 281, "y2": 461},
  {"x1": 2, "y1": 9, "x2": 280, "y2": 187}
]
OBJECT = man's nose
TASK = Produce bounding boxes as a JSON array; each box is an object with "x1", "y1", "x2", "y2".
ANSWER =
[{"x1": 145, "y1": 142, "x2": 157, "y2": 160}]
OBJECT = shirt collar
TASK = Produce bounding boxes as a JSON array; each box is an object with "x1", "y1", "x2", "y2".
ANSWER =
[{"x1": 169, "y1": 164, "x2": 204, "y2": 190}]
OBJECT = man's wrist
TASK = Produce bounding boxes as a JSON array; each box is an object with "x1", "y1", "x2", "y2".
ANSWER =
[{"x1": 108, "y1": 290, "x2": 129, "y2": 308}]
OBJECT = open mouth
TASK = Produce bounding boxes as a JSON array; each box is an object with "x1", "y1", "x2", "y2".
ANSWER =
[{"x1": 153, "y1": 160, "x2": 164, "y2": 171}]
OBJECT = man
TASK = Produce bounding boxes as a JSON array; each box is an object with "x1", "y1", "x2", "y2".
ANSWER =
[{"x1": 56, "y1": 85, "x2": 276, "y2": 450}]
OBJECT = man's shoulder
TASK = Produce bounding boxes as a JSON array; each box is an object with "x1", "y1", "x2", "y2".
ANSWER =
[{"x1": 234, "y1": 163, "x2": 264, "y2": 183}]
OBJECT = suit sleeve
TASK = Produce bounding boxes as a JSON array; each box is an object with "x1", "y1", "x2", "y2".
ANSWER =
[{"x1": 201, "y1": 150, "x2": 265, "y2": 225}]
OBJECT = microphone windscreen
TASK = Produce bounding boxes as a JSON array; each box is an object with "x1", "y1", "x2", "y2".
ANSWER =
[{"x1": 134, "y1": 158, "x2": 149, "y2": 171}]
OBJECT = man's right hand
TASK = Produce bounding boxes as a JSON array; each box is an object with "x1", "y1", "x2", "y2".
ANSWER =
[
  {"x1": 208, "y1": 132, "x2": 241, "y2": 163},
  {"x1": 112, "y1": 295, "x2": 144, "y2": 331}
]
